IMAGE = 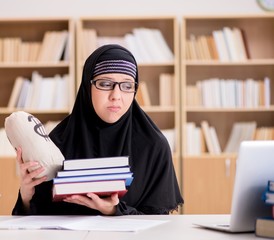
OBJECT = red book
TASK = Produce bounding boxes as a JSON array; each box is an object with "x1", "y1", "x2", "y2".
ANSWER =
[{"x1": 52, "y1": 180, "x2": 127, "y2": 202}]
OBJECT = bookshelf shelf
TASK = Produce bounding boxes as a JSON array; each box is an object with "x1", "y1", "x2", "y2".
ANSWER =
[
  {"x1": 181, "y1": 15, "x2": 274, "y2": 214},
  {"x1": 186, "y1": 106, "x2": 274, "y2": 112},
  {"x1": 186, "y1": 59, "x2": 274, "y2": 66},
  {"x1": 0, "y1": 62, "x2": 70, "y2": 68},
  {"x1": 76, "y1": 16, "x2": 181, "y2": 181}
]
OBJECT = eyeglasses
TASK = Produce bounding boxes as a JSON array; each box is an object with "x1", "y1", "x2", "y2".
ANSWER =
[{"x1": 90, "y1": 79, "x2": 138, "y2": 93}]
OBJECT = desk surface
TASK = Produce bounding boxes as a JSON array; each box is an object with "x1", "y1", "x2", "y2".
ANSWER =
[{"x1": 0, "y1": 214, "x2": 266, "y2": 240}]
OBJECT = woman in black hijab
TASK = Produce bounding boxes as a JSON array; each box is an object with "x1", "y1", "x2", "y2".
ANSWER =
[{"x1": 13, "y1": 44, "x2": 183, "y2": 215}]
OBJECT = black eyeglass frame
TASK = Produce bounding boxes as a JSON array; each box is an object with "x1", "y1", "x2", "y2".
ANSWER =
[{"x1": 90, "y1": 79, "x2": 138, "y2": 93}]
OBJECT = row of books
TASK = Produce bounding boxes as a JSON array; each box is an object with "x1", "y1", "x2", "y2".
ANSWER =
[
  {"x1": 185, "y1": 121, "x2": 221, "y2": 155},
  {"x1": 255, "y1": 180, "x2": 274, "y2": 238},
  {"x1": 136, "y1": 73, "x2": 175, "y2": 107},
  {"x1": 81, "y1": 27, "x2": 174, "y2": 64},
  {"x1": 185, "y1": 121, "x2": 274, "y2": 155},
  {"x1": 186, "y1": 27, "x2": 249, "y2": 61},
  {"x1": 0, "y1": 30, "x2": 69, "y2": 63},
  {"x1": 52, "y1": 156, "x2": 133, "y2": 201},
  {"x1": 0, "y1": 120, "x2": 59, "y2": 157},
  {"x1": 7, "y1": 71, "x2": 70, "y2": 110},
  {"x1": 186, "y1": 77, "x2": 271, "y2": 108}
]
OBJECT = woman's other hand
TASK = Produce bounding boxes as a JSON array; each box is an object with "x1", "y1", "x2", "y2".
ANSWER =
[{"x1": 16, "y1": 147, "x2": 47, "y2": 211}]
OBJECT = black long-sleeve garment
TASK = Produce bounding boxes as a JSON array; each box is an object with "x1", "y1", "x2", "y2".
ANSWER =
[{"x1": 12, "y1": 44, "x2": 183, "y2": 215}]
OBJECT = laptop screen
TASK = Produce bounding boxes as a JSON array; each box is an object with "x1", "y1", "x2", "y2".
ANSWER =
[{"x1": 230, "y1": 141, "x2": 274, "y2": 232}]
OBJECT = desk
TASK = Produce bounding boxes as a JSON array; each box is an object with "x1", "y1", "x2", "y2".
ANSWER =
[{"x1": 0, "y1": 215, "x2": 266, "y2": 239}]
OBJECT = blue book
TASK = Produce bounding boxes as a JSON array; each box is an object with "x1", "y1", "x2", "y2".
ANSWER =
[
  {"x1": 262, "y1": 180, "x2": 274, "y2": 205},
  {"x1": 53, "y1": 172, "x2": 133, "y2": 186}
]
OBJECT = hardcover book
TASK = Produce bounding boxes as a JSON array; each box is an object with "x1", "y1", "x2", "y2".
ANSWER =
[
  {"x1": 255, "y1": 217, "x2": 274, "y2": 238},
  {"x1": 63, "y1": 156, "x2": 129, "y2": 170},
  {"x1": 52, "y1": 180, "x2": 127, "y2": 201}
]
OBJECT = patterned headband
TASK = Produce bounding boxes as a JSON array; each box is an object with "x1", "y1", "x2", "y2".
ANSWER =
[{"x1": 93, "y1": 59, "x2": 137, "y2": 79}]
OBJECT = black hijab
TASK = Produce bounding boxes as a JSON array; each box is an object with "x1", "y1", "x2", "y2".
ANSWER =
[{"x1": 49, "y1": 44, "x2": 183, "y2": 214}]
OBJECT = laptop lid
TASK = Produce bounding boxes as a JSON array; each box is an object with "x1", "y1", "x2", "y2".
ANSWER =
[
  {"x1": 229, "y1": 140, "x2": 274, "y2": 232},
  {"x1": 194, "y1": 141, "x2": 274, "y2": 232}
]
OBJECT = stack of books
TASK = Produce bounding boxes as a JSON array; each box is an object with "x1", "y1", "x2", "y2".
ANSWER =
[
  {"x1": 255, "y1": 180, "x2": 274, "y2": 238},
  {"x1": 52, "y1": 156, "x2": 133, "y2": 201}
]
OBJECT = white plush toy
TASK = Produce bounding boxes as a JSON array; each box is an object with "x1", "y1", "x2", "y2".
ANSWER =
[{"x1": 4, "y1": 111, "x2": 64, "y2": 180}]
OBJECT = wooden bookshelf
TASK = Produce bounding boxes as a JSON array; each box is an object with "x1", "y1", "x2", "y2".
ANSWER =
[
  {"x1": 76, "y1": 16, "x2": 181, "y2": 180},
  {"x1": 0, "y1": 18, "x2": 75, "y2": 214},
  {"x1": 181, "y1": 15, "x2": 274, "y2": 214},
  {"x1": 0, "y1": 18, "x2": 75, "y2": 126},
  {"x1": 0, "y1": 157, "x2": 19, "y2": 215}
]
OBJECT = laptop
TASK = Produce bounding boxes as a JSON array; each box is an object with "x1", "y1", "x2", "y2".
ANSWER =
[{"x1": 194, "y1": 140, "x2": 274, "y2": 233}]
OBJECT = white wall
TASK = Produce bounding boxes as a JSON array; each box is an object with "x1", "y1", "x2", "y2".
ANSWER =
[{"x1": 0, "y1": 0, "x2": 266, "y2": 18}]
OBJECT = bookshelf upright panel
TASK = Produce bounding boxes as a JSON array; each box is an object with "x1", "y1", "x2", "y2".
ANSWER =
[{"x1": 181, "y1": 15, "x2": 274, "y2": 214}]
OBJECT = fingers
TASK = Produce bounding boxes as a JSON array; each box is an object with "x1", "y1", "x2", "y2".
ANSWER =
[
  {"x1": 16, "y1": 147, "x2": 46, "y2": 181},
  {"x1": 86, "y1": 192, "x2": 99, "y2": 200},
  {"x1": 16, "y1": 147, "x2": 23, "y2": 164},
  {"x1": 110, "y1": 193, "x2": 119, "y2": 205},
  {"x1": 64, "y1": 192, "x2": 119, "y2": 215}
]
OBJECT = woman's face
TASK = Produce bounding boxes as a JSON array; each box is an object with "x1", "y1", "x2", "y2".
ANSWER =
[{"x1": 91, "y1": 73, "x2": 135, "y2": 123}]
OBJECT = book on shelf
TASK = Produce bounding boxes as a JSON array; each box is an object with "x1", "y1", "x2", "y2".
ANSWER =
[
  {"x1": 37, "y1": 30, "x2": 68, "y2": 62},
  {"x1": 255, "y1": 217, "x2": 274, "y2": 238},
  {"x1": 187, "y1": 34, "x2": 199, "y2": 60},
  {"x1": 132, "y1": 28, "x2": 155, "y2": 63},
  {"x1": 81, "y1": 28, "x2": 97, "y2": 60},
  {"x1": 224, "y1": 121, "x2": 257, "y2": 153},
  {"x1": 209, "y1": 126, "x2": 222, "y2": 154},
  {"x1": 232, "y1": 27, "x2": 248, "y2": 61},
  {"x1": 82, "y1": 27, "x2": 173, "y2": 64},
  {"x1": 200, "y1": 120, "x2": 221, "y2": 154},
  {"x1": 212, "y1": 30, "x2": 230, "y2": 62},
  {"x1": 159, "y1": 73, "x2": 174, "y2": 106},
  {"x1": 254, "y1": 127, "x2": 274, "y2": 140},
  {"x1": 206, "y1": 35, "x2": 219, "y2": 60},
  {"x1": 186, "y1": 27, "x2": 249, "y2": 62},
  {"x1": 223, "y1": 26, "x2": 239, "y2": 62},
  {"x1": 63, "y1": 156, "x2": 129, "y2": 171},
  {"x1": 52, "y1": 74, "x2": 70, "y2": 110},
  {"x1": 185, "y1": 85, "x2": 202, "y2": 107},
  {"x1": 36, "y1": 77, "x2": 57, "y2": 110},
  {"x1": 16, "y1": 78, "x2": 31, "y2": 108},
  {"x1": 187, "y1": 76, "x2": 271, "y2": 108},
  {"x1": 135, "y1": 81, "x2": 151, "y2": 106},
  {"x1": 7, "y1": 76, "x2": 25, "y2": 108},
  {"x1": 161, "y1": 128, "x2": 176, "y2": 153},
  {"x1": 52, "y1": 180, "x2": 128, "y2": 202},
  {"x1": 185, "y1": 122, "x2": 206, "y2": 155},
  {"x1": 150, "y1": 28, "x2": 174, "y2": 62},
  {"x1": 0, "y1": 38, "x2": 42, "y2": 63},
  {"x1": 7, "y1": 71, "x2": 70, "y2": 110}
]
